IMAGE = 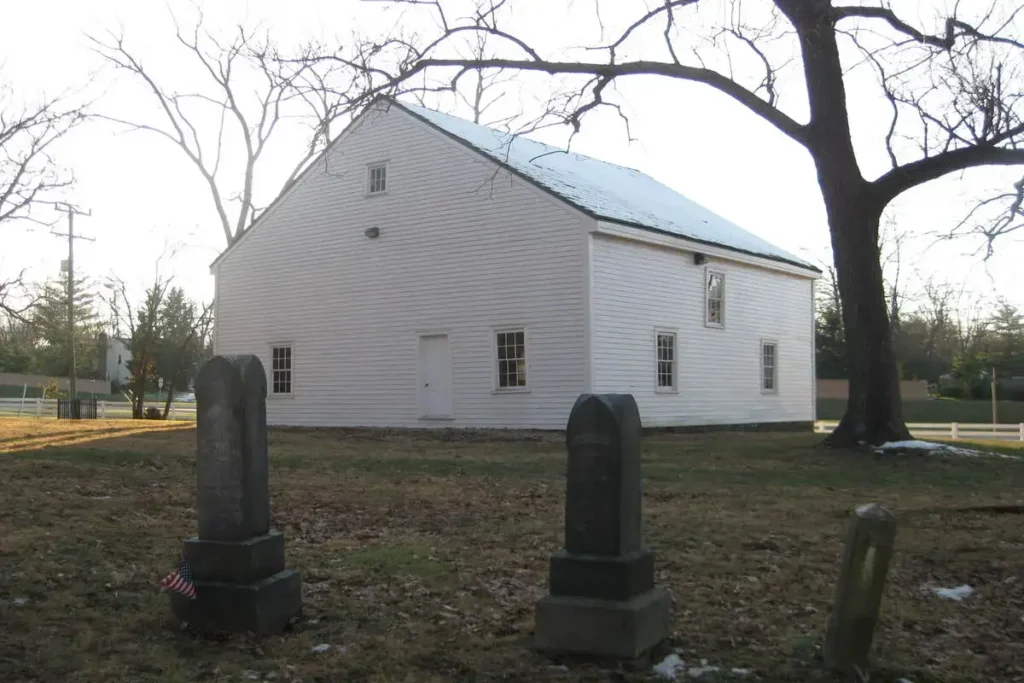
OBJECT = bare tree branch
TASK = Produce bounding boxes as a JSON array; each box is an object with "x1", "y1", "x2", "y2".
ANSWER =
[
  {"x1": 0, "y1": 269, "x2": 41, "y2": 325},
  {"x1": 874, "y1": 141, "x2": 1024, "y2": 201},
  {"x1": 835, "y1": 4, "x2": 1024, "y2": 52},
  {"x1": 0, "y1": 82, "x2": 83, "y2": 227},
  {"x1": 366, "y1": 56, "x2": 808, "y2": 141},
  {"x1": 90, "y1": 11, "x2": 352, "y2": 245}
]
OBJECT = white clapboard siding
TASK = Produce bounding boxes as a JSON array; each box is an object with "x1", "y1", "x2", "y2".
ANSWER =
[
  {"x1": 215, "y1": 104, "x2": 589, "y2": 428},
  {"x1": 590, "y1": 234, "x2": 814, "y2": 427}
]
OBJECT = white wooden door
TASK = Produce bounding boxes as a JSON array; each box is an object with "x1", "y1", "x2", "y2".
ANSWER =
[{"x1": 418, "y1": 334, "x2": 453, "y2": 418}]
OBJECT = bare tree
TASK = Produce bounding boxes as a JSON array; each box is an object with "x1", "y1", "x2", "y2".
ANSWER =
[
  {"x1": 0, "y1": 82, "x2": 83, "y2": 228},
  {"x1": 90, "y1": 12, "x2": 352, "y2": 246},
  {"x1": 302, "y1": 0, "x2": 1024, "y2": 445}
]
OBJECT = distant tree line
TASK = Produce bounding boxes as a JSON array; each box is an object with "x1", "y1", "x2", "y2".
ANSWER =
[
  {"x1": 0, "y1": 272, "x2": 212, "y2": 415},
  {"x1": 817, "y1": 273, "x2": 1024, "y2": 400}
]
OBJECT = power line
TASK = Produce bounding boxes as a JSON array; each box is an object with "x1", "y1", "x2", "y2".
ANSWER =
[{"x1": 52, "y1": 204, "x2": 94, "y2": 399}]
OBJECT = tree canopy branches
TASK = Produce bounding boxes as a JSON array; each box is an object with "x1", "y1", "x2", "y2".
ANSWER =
[
  {"x1": 299, "y1": 0, "x2": 1022, "y2": 251},
  {"x1": 0, "y1": 82, "x2": 84, "y2": 227},
  {"x1": 90, "y1": 10, "x2": 352, "y2": 245}
]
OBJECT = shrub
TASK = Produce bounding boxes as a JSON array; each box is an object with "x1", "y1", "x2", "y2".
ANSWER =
[
  {"x1": 937, "y1": 384, "x2": 964, "y2": 399},
  {"x1": 144, "y1": 406, "x2": 163, "y2": 420}
]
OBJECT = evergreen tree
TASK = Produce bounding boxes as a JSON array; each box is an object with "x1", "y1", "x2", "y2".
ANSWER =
[{"x1": 28, "y1": 273, "x2": 100, "y2": 377}]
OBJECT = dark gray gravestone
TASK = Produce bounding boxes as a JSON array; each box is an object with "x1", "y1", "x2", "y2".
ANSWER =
[
  {"x1": 170, "y1": 355, "x2": 301, "y2": 635},
  {"x1": 535, "y1": 394, "x2": 670, "y2": 660},
  {"x1": 823, "y1": 503, "x2": 897, "y2": 675}
]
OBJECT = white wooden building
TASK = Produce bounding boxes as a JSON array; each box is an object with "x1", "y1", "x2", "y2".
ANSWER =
[{"x1": 212, "y1": 99, "x2": 820, "y2": 429}]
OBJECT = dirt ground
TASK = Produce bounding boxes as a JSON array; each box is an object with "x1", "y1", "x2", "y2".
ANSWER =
[{"x1": 1, "y1": 419, "x2": 1022, "y2": 683}]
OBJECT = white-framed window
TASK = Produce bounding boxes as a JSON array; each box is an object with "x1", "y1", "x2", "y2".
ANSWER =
[
  {"x1": 761, "y1": 340, "x2": 778, "y2": 394},
  {"x1": 271, "y1": 345, "x2": 293, "y2": 395},
  {"x1": 655, "y1": 329, "x2": 677, "y2": 391},
  {"x1": 495, "y1": 328, "x2": 527, "y2": 390},
  {"x1": 705, "y1": 268, "x2": 725, "y2": 328},
  {"x1": 367, "y1": 162, "x2": 388, "y2": 195}
]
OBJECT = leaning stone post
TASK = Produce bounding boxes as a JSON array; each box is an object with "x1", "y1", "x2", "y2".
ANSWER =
[
  {"x1": 169, "y1": 354, "x2": 302, "y2": 634},
  {"x1": 534, "y1": 394, "x2": 671, "y2": 660},
  {"x1": 823, "y1": 503, "x2": 897, "y2": 674}
]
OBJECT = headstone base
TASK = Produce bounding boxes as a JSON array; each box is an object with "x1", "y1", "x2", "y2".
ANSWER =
[
  {"x1": 183, "y1": 531, "x2": 287, "y2": 583},
  {"x1": 534, "y1": 587, "x2": 671, "y2": 659},
  {"x1": 170, "y1": 569, "x2": 302, "y2": 635},
  {"x1": 549, "y1": 549, "x2": 655, "y2": 601}
]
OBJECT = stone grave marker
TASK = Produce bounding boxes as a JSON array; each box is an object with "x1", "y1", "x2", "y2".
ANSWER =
[
  {"x1": 169, "y1": 354, "x2": 302, "y2": 634},
  {"x1": 823, "y1": 503, "x2": 897, "y2": 674},
  {"x1": 534, "y1": 393, "x2": 671, "y2": 660}
]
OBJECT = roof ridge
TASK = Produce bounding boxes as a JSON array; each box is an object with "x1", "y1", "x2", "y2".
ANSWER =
[{"x1": 395, "y1": 100, "x2": 653, "y2": 178}]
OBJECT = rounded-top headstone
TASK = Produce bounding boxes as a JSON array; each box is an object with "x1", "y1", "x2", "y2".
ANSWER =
[
  {"x1": 195, "y1": 354, "x2": 270, "y2": 541},
  {"x1": 564, "y1": 394, "x2": 643, "y2": 556}
]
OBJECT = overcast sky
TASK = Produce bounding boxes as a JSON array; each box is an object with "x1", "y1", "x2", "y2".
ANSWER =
[{"x1": 2, "y1": 0, "x2": 1021, "y2": 315}]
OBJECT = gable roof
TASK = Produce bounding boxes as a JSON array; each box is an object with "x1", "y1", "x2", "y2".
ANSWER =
[
  {"x1": 212, "y1": 98, "x2": 818, "y2": 273},
  {"x1": 396, "y1": 101, "x2": 817, "y2": 272}
]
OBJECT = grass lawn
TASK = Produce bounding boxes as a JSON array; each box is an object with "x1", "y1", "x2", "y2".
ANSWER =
[
  {"x1": 1, "y1": 420, "x2": 1023, "y2": 683},
  {"x1": 817, "y1": 397, "x2": 1024, "y2": 424}
]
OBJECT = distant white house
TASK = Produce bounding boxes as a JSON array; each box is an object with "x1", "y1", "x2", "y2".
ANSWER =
[
  {"x1": 97, "y1": 333, "x2": 131, "y2": 387},
  {"x1": 211, "y1": 99, "x2": 820, "y2": 430}
]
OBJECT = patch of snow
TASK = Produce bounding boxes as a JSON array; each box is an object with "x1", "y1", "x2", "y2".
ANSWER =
[
  {"x1": 654, "y1": 654, "x2": 687, "y2": 680},
  {"x1": 688, "y1": 665, "x2": 720, "y2": 678},
  {"x1": 878, "y1": 440, "x2": 945, "y2": 451},
  {"x1": 12, "y1": 597, "x2": 28, "y2": 606},
  {"x1": 398, "y1": 102, "x2": 814, "y2": 270},
  {"x1": 654, "y1": 654, "x2": 750, "y2": 680},
  {"x1": 310, "y1": 643, "x2": 331, "y2": 653},
  {"x1": 897, "y1": 679, "x2": 915, "y2": 683},
  {"x1": 241, "y1": 671, "x2": 260, "y2": 681},
  {"x1": 875, "y1": 441, "x2": 1017, "y2": 459},
  {"x1": 931, "y1": 584, "x2": 975, "y2": 601}
]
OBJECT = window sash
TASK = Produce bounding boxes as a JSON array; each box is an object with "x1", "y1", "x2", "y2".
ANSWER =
[
  {"x1": 496, "y1": 330, "x2": 526, "y2": 389},
  {"x1": 368, "y1": 164, "x2": 387, "y2": 194},
  {"x1": 271, "y1": 346, "x2": 292, "y2": 394},
  {"x1": 656, "y1": 332, "x2": 676, "y2": 389},
  {"x1": 761, "y1": 343, "x2": 777, "y2": 392},
  {"x1": 706, "y1": 271, "x2": 725, "y2": 326}
]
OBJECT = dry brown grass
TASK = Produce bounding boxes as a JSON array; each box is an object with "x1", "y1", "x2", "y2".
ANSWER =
[{"x1": 1, "y1": 419, "x2": 1023, "y2": 683}]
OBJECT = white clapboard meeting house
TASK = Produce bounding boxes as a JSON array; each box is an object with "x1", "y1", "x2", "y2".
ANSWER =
[{"x1": 211, "y1": 98, "x2": 820, "y2": 429}]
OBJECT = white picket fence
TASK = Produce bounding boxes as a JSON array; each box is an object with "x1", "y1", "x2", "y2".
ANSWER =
[
  {"x1": 815, "y1": 421, "x2": 1024, "y2": 442},
  {"x1": 0, "y1": 398, "x2": 197, "y2": 420}
]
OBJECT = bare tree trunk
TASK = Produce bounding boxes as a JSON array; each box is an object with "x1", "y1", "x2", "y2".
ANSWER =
[
  {"x1": 162, "y1": 335, "x2": 195, "y2": 419},
  {"x1": 132, "y1": 372, "x2": 146, "y2": 419},
  {"x1": 824, "y1": 194, "x2": 912, "y2": 446},
  {"x1": 162, "y1": 378, "x2": 175, "y2": 419}
]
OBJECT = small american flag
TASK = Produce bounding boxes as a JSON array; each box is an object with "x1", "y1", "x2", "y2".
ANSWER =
[{"x1": 160, "y1": 557, "x2": 197, "y2": 600}]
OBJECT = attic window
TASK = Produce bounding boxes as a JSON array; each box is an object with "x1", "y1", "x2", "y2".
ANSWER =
[{"x1": 367, "y1": 162, "x2": 387, "y2": 195}]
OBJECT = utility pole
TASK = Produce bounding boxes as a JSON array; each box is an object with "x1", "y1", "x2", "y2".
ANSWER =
[
  {"x1": 53, "y1": 204, "x2": 93, "y2": 399},
  {"x1": 992, "y1": 366, "x2": 999, "y2": 432}
]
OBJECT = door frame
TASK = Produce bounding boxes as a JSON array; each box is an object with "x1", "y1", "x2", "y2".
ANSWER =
[{"x1": 415, "y1": 330, "x2": 454, "y2": 420}]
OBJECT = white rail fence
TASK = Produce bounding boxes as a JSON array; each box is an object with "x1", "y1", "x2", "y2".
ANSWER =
[
  {"x1": 3, "y1": 401, "x2": 1021, "y2": 440},
  {"x1": 0, "y1": 398, "x2": 197, "y2": 421},
  {"x1": 815, "y1": 421, "x2": 1024, "y2": 442}
]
